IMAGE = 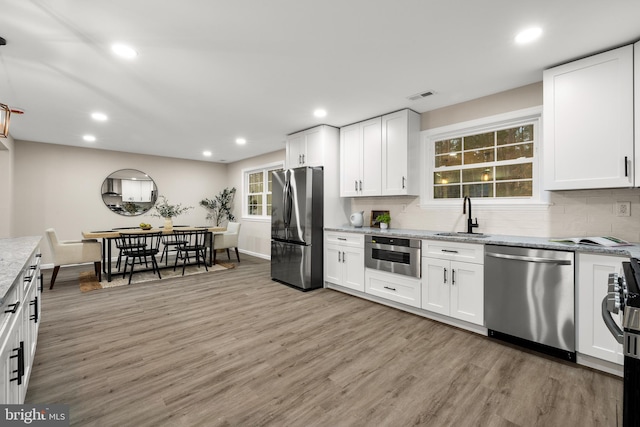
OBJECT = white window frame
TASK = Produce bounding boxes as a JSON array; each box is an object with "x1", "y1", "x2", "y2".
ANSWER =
[
  {"x1": 242, "y1": 161, "x2": 284, "y2": 221},
  {"x1": 420, "y1": 106, "x2": 548, "y2": 209}
]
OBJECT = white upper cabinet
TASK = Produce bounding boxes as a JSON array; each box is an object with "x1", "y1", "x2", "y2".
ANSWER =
[
  {"x1": 543, "y1": 44, "x2": 634, "y2": 190},
  {"x1": 286, "y1": 125, "x2": 334, "y2": 168},
  {"x1": 340, "y1": 109, "x2": 420, "y2": 197},
  {"x1": 381, "y1": 109, "x2": 420, "y2": 196},
  {"x1": 340, "y1": 117, "x2": 382, "y2": 197},
  {"x1": 121, "y1": 180, "x2": 153, "y2": 202}
]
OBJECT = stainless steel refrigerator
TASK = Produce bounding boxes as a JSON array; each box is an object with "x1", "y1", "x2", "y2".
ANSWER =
[{"x1": 271, "y1": 166, "x2": 323, "y2": 291}]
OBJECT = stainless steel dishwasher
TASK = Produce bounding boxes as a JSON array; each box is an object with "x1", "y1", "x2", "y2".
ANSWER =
[{"x1": 484, "y1": 245, "x2": 576, "y2": 361}]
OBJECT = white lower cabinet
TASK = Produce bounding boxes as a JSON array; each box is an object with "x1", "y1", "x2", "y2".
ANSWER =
[
  {"x1": 576, "y1": 253, "x2": 624, "y2": 365},
  {"x1": 422, "y1": 240, "x2": 484, "y2": 326},
  {"x1": 324, "y1": 232, "x2": 364, "y2": 292},
  {"x1": 0, "y1": 242, "x2": 41, "y2": 404},
  {"x1": 365, "y1": 269, "x2": 421, "y2": 308}
]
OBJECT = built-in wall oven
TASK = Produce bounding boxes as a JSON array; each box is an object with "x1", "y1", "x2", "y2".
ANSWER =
[{"x1": 364, "y1": 235, "x2": 421, "y2": 278}]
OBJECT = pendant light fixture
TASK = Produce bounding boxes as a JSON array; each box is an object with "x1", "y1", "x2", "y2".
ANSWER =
[
  {"x1": 0, "y1": 37, "x2": 9, "y2": 138},
  {"x1": 0, "y1": 103, "x2": 9, "y2": 138}
]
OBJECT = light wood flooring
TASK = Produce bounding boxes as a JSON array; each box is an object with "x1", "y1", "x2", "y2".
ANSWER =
[{"x1": 27, "y1": 256, "x2": 623, "y2": 426}]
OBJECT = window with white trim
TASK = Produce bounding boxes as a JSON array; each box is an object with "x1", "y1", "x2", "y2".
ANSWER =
[
  {"x1": 424, "y1": 108, "x2": 543, "y2": 204},
  {"x1": 244, "y1": 163, "x2": 283, "y2": 218}
]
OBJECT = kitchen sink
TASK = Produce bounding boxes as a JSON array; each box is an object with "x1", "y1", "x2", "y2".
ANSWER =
[{"x1": 435, "y1": 232, "x2": 489, "y2": 238}]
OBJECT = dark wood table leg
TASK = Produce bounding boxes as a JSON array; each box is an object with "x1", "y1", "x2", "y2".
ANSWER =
[
  {"x1": 107, "y1": 238, "x2": 113, "y2": 282},
  {"x1": 102, "y1": 239, "x2": 107, "y2": 275}
]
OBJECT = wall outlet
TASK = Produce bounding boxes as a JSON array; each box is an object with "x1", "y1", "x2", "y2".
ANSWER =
[{"x1": 616, "y1": 201, "x2": 631, "y2": 217}]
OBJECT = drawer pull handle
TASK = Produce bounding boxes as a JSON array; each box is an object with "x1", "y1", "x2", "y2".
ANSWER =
[
  {"x1": 4, "y1": 301, "x2": 20, "y2": 314},
  {"x1": 441, "y1": 249, "x2": 459, "y2": 253},
  {"x1": 383, "y1": 286, "x2": 397, "y2": 292},
  {"x1": 337, "y1": 237, "x2": 347, "y2": 241}
]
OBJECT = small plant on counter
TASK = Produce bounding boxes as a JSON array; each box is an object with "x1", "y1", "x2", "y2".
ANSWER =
[
  {"x1": 375, "y1": 212, "x2": 391, "y2": 228},
  {"x1": 200, "y1": 187, "x2": 236, "y2": 226},
  {"x1": 151, "y1": 195, "x2": 193, "y2": 219}
]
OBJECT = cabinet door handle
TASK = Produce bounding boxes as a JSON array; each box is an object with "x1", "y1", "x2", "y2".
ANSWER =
[
  {"x1": 338, "y1": 251, "x2": 341, "y2": 263},
  {"x1": 625, "y1": 156, "x2": 629, "y2": 177},
  {"x1": 383, "y1": 286, "x2": 397, "y2": 291},
  {"x1": 359, "y1": 180, "x2": 362, "y2": 191},
  {"x1": 30, "y1": 296, "x2": 39, "y2": 323},
  {"x1": 355, "y1": 180, "x2": 358, "y2": 192},
  {"x1": 402, "y1": 176, "x2": 406, "y2": 189},
  {"x1": 10, "y1": 342, "x2": 25, "y2": 385},
  {"x1": 342, "y1": 251, "x2": 346, "y2": 263},
  {"x1": 39, "y1": 273, "x2": 43, "y2": 293},
  {"x1": 452, "y1": 269, "x2": 456, "y2": 285},
  {"x1": 302, "y1": 154, "x2": 305, "y2": 164},
  {"x1": 444, "y1": 268, "x2": 447, "y2": 284}
]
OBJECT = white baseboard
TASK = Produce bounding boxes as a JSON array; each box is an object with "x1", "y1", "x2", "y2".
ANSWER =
[{"x1": 238, "y1": 249, "x2": 270, "y2": 260}]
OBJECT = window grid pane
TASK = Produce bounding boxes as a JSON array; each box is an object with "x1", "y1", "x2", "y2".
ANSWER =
[
  {"x1": 246, "y1": 167, "x2": 282, "y2": 216},
  {"x1": 432, "y1": 122, "x2": 535, "y2": 199}
]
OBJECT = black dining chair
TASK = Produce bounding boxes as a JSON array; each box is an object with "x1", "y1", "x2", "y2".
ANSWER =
[
  {"x1": 120, "y1": 232, "x2": 163, "y2": 284},
  {"x1": 173, "y1": 229, "x2": 209, "y2": 276},
  {"x1": 160, "y1": 233, "x2": 188, "y2": 266},
  {"x1": 112, "y1": 227, "x2": 146, "y2": 271}
]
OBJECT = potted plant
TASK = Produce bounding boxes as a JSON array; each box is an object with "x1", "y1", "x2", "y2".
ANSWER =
[
  {"x1": 375, "y1": 212, "x2": 391, "y2": 229},
  {"x1": 151, "y1": 195, "x2": 193, "y2": 229},
  {"x1": 200, "y1": 187, "x2": 236, "y2": 226}
]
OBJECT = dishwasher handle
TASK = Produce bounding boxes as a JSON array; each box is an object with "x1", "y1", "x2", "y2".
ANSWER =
[
  {"x1": 486, "y1": 252, "x2": 572, "y2": 265},
  {"x1": 601, "y1": 295, "x2": 624, "y2": 344}
]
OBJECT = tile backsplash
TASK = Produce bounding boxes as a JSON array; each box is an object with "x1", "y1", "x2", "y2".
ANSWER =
[{"x1": 348, "y1": 188, "x2": 640, "y2": 243}]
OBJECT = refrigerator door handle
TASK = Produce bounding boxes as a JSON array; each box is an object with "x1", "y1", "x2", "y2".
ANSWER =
[{"x1": 284, "y1": 178, "x2": 293, "y2": 235}]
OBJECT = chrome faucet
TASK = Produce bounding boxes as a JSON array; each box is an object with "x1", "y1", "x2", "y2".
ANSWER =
[{"x1": 463, "y1": 196, "x2": 479, "y2": 234}]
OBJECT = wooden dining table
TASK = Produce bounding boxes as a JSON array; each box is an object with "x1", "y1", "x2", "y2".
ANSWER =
[{"x1": 82, "y1": 226, "x2": 226, "y2": 282}]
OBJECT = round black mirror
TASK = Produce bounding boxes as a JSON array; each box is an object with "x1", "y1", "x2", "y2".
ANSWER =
[{"x1": 101, "y1": 169, "x2": 158, "y2": 216}]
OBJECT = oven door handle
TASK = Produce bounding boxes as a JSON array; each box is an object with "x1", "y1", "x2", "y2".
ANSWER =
[{"x1": 601, "y1": 295, "x2": 624, "y2": 344}]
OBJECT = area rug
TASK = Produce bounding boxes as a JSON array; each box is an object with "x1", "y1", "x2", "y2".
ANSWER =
[{"x1": 79, "y1": 261, "x2": 235, "y2": 292}]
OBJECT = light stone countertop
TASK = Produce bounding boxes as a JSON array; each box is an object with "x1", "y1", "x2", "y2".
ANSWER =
[
  {"x1": 324, "y1": 226, "x2": 640, "y2": 259},
  {"x1": 0, "y1": 236, "x2": 42, "y2": 304}
]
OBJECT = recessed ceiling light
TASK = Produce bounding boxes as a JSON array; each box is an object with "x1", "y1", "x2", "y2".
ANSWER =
[
  {"x1": 515, "y1": 27, "x2": 542, "y2": 44},
  {"x1": 111, "y1": 43, "x2": 138, "y2": 59},
  {"x1": 235, "y1": 138, "x2": 246, "y2": 145},
  {"x1": 91, "y1": 112, "x2": 108, "y2": 121},
  {"x1": 83, "y1": 134, "x2": 96, "y2": 142},
  {"x1": 203, "y1": 150, "x2": 212, "y2": 157},
  {"x1": 313, "y1": 109, "x2": 327, "y2": 118}
]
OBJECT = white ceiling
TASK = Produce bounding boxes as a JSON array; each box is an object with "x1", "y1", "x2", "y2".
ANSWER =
[{"x1": 1, "y1": 1, "x2": 640, "y2": 163}]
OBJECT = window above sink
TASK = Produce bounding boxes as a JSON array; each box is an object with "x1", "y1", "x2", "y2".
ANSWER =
[{"x1": 421, "y1": 106, "x2": 547, "y2": 207}]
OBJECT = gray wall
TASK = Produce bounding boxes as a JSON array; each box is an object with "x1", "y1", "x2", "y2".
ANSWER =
[{"x1": 12, "y1": 141, "x2": 228, "y2": 264}]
